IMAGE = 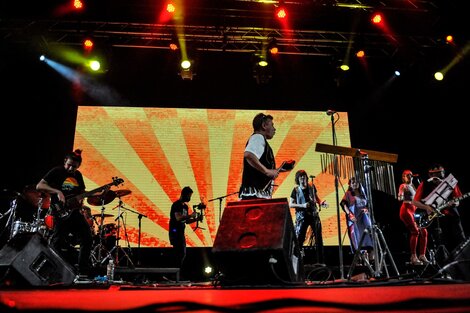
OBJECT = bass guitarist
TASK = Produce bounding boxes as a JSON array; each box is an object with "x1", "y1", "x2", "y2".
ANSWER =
[
  {"x1": 289, "y1": 170, "x2": 327, "y2": 264},
  {"x1": 36, "y1": 149, "x2": 94, "y2": 279},
  {"x1": 414, "y1": 163, "x2": 467, "y2": 255}
]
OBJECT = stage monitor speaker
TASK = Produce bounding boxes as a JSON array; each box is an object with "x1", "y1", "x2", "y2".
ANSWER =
[
  {"x1": 212, "y1": 198, "x2": 304, "y2": 285},
  {"x1": 0, "y1": 233, "x2": 76, "y2": 286},
  {"x1": 445, "y1": 237, "x2": 470, "y2": 281}
]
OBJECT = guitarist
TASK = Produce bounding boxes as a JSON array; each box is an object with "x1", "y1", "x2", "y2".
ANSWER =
[
  {"x1": 289, "y1": 170, "x2": 326, "y2": 264},
  {"x1": 414, "y1": 164, "x2": 466, "y2": 255},
  {"x1": 36, "y1": 149, "x2": 93, "y2": 279}
]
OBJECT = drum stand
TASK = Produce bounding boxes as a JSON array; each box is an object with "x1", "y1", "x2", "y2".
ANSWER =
[
  {"x1": 90, "y1": 201, "x2": 111, "y2": 267},
  {"x1": 101, "y1": 197, "x2": 134, "y2": 268},
  {"x1": 0, "y1": 194, "x2": 19, "y2": 240}
]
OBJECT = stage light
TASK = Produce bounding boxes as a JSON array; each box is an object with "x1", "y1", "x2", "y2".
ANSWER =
[
  {"x1": 83, "y1": 38, "x2": 94, "y2": 51},
  {"x1": 181, "y1": 59, "x2": 191, "y2": 70},
  {"x1": 39, "y1": 55, "x2": 46, "y2": 62},
  {"x1": 394, "y1": 70, "x2": 401, "y2": 76},
  {"x1": 371, "y1": 12, "x2": 383, "y2": 25},
  {"x1": 356, "y1": 50, "x2": 365, "y2": 58},
  {"x1": 204, "y1": 266, "x2": 213, "y2": 275},
  {"x1": 179, "y1": 59, "x2": 194, "y2": 80},
  {"x1": 276, "y1": 6, "x2": 287, "y2": 19},
  {"x1": 268, "y1": 38, "x2": 279, "y2": 55},
  {"x1": 340, "y1": 64, "x2": 349, "y2": 71},
  {"x1": 73, "y1": 0, "x2": 84, "y2": 10},
  {"x1": 445, "y1": 35, "x2": 454, "y2": 44},
  {"x1": 167, "y1": 2, "x2": 176, "y2": 13},
  {"x1": 434, "y1": 71, "x2": 444, "y2": 81},
  {"x1": 169, "y1": 35, "x2": 179, "y2": 51},
  {"x1": 89, "y1": 60, "x2": 101, "y2": 71}
]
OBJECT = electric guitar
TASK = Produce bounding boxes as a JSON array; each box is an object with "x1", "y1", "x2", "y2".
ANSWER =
[
  {"x1": 51, "y1": 177, "x2": 124, "y2": 220},
  {"x1": 416, "y1": 191, "x2": 470, "y2": 228}
]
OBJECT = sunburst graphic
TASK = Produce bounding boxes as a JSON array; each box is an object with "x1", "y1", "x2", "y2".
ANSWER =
[{"x1": 74, "y1": 107, "x2": 351, "y2": 247}]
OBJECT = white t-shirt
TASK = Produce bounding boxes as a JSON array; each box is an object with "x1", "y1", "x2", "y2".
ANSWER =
[{"x1": 245, "y1": 133, "x2": 266, "y2": 159}]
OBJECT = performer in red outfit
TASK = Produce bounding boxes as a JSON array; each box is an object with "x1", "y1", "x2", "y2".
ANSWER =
[{"x1": 398, "y1": 170, "x2": 428, "y2": 265}]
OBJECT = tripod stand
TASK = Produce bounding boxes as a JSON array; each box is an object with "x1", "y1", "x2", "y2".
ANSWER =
[
  {"x1": 347, "y1": 154, "x2": 399, "y2": 279},
  {"x1": 101, "y1": 197, "x2": 134, "y2": 268}
]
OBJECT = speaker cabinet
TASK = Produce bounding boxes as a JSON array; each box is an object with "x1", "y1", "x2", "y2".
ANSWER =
[
  {"x1": 446, "y1": 237, "x2": 470, "y2": 281},
  {"x1": 212, "y1": 198, "x2": 304, "y2": 285},
  {"x1": 0, "y1": 233, "x2": 76, "y2": 286}
]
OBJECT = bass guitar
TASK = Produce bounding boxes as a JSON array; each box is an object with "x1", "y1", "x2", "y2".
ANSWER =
[
  {"x1": 51, "y1": 177, "x2": 124, "y2": 220},
  {"x1": 416, "y1": 191, "x2": 470, "y2": 228}
]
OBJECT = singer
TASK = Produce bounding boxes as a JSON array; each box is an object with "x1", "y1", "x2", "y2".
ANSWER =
[{"x1": 397, "y1": 169, "x2": 429, "y2": 265}]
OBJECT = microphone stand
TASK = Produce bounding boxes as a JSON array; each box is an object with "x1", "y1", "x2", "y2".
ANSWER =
[
  {"x1": 116, "y1": 204, "x2": 144, "y2": 266},
  {"x1": 208, "y1": 191, "x2": 239, "y2": 222},
  {"x1": 137, "y1": 213, "x2": 146, "y2": 266},
  {"x1": 329, "y1": 110, "x2": 345, "y2": 280}
]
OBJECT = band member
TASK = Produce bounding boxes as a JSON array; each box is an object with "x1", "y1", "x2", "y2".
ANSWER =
[
  {"x1": 169, "y1": 186, "x2": 200, "y2": 269},
  {"x1": 398, "y1": 170, "x2": 428, "y2": 265},
  {"x1": 289, "y1": 170, "x2": 326, "y2": 264},
  {"x1": 36, "y1": 149, "x2": 93, "y2": 278},
  {"x1": 340, "y1": 177, "x2": 375, "y2": 260},
  {"x1": 414, "y1": 163, "x2": 466, "y2": 256},
  {"x1": 239, "y1": 113, "x2": 287, "y2": 200}
]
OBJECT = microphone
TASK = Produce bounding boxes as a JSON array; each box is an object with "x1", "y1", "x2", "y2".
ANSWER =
[
  {"x1": 326, "y1": 110, "x2": 336, "y2": 116},
  {"x1": 309, "y1": 175, "x2": 316, "y2": 179}
]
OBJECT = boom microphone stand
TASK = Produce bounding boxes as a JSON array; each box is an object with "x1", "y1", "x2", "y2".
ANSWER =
[{"x1": 208, "y1": 191, "x2": 239, "y2": 222}]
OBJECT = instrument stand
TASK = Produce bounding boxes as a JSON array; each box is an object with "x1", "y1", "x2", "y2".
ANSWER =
[
  {"x1": 102, "y1": 197, "x2": 134, "y2": 268},
  {"x1": 90, "y1": 202, "x2": 109, "y2": 267},
  {"x1": 428, "y1": 218, "x2": 449, "y2": 269},
  {"x1": 348, "y1": 154, "x2": 399, "y2": 279},
  {"x1": 2, "y1": 195, "x2": 19, "y2": 240},
  {"x1": 136, "y1": 213, "x2": 147, "y2": 266}
]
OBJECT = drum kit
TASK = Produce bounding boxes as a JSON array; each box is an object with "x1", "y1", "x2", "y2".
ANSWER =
[{"x1": 0, "y1": 185, "x2": 134, "y2": 268}]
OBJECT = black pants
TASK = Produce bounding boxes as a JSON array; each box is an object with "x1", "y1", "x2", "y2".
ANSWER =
[{"x1": 50, "y1": 210, "x2": 93, "y2": 274}]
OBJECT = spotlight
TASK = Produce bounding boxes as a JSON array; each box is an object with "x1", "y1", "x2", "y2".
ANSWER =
[
  {"x1": 39, "y1": 55, "x2": 46, "y2": 62},
  {"x1": 268, "y1": 38, "x2": 279, "y2": 55},
  {"x1": 89, "y1": 60, "x2": 101, "y2": 71},
  {"x1": 179, "y1": 59, "x2": 195, "y2": 80}
]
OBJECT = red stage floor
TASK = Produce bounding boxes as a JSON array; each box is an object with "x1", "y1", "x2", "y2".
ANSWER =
[{"x1": 1, "y1": 279, "x2": 470, "y2": 312}]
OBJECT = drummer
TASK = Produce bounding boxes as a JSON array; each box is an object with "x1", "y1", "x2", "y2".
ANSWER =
[{"x1": 80, "y1": 205, "x2": 96, "y2": 235}]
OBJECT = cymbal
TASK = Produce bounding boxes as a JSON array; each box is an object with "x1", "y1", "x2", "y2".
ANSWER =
[
  {"x1": 91, "y1": 213, "x2": 114, "y2": 218},
  {"x1": 87, "y1": 190, "x2": 116, "y2": 206},
  {"x1": 115, "y1": 189, "x2": 132, "y2": 197},
  {"x1": 22, "y1": 185, "x2": 51, "y2": 209}
]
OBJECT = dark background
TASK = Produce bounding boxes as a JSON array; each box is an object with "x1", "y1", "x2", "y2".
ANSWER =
[{"x1": 1, "y1": 0, "x2": 468, "y2": 258}]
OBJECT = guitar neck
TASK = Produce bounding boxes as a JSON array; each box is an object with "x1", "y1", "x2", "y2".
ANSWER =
[
  {"x1": 436, "y1": 191, "x2": 470, "y2": 211},
  {"x1": 72, "y1": 183, "x2": 115, "y2": 202}
]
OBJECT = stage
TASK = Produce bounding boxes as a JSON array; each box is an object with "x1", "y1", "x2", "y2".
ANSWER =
[{"x1": 1, "y1": 278, "x2": 470, "y2": 312}]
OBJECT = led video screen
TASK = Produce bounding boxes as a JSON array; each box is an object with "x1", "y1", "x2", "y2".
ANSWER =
[{"x1": 74, "y1": 107, "x2": 351, "y2": 247}]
